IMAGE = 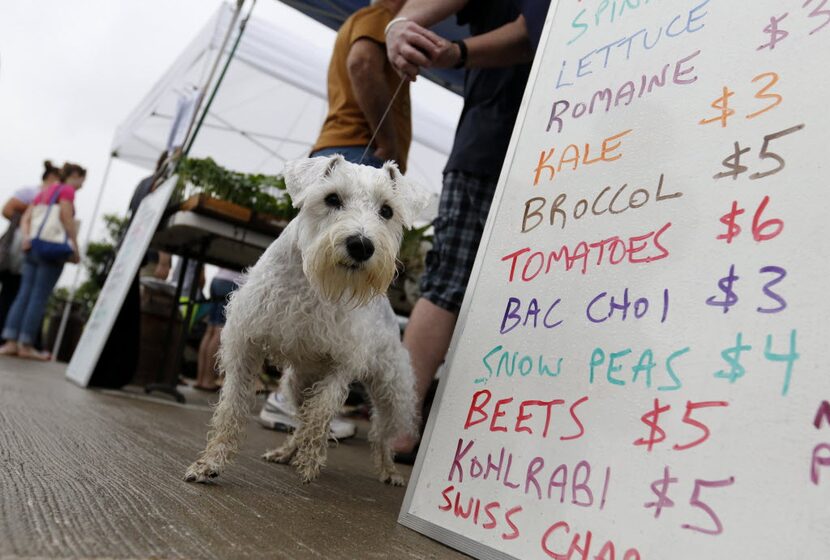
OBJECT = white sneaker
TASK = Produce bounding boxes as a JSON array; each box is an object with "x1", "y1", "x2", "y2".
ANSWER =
[{"x1": 259, "y1": 391, "x2": 357, "y2": 440}]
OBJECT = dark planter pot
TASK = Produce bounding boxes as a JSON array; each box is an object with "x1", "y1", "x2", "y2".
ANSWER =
[{"x1": 133, "y1": 279, "x2": 183, "y2": 387}]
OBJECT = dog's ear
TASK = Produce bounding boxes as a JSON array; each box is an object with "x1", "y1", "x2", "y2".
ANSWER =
[
  {"x1": 383, "y1": 162, "x2": 431, "y2": 228},
  {"x1": 282, "y1": 155, "x2": 344, "y2": 208}
]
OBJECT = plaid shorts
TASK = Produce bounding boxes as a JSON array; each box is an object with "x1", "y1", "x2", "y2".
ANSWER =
[{"x1": 420, "y1": 171, "x2": 498, "y2": 313}]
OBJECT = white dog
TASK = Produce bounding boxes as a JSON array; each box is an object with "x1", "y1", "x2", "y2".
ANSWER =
[{"x1": 185, "y1": 155, "x2": 430, "y2": 486}]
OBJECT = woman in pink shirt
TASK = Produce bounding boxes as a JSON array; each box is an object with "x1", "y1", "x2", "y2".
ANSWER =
[
  {"x1": 0, "y1": 161, "x2": 62, "y2": 332},
  {"x1": 0, "y1": 163, "x2": 85, "y2": 360}
]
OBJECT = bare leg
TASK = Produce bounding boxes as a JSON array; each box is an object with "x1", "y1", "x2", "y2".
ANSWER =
[
  {"x1": 205, "y1": 326, "x2": 222, "y2": 389},
  {"x1": 194, "y1": 326, "x2": 223, "y2": 390},
  {"x1": 394, "y1": 298, "x2": 456, "y2": 453},
  {"x1": 195, "y1": 325, "x2": 213, "y2": 388}
]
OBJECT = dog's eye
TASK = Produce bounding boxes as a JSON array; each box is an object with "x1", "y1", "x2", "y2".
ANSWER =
[
  {"x1": 379, "y1": 204, "x2": 394, "y2": 220},
  {"x1": 324, "y1": 193, "x2": 342, "y2": 209}
]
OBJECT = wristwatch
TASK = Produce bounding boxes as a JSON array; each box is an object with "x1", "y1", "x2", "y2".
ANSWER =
[{"x1": 452, "y1": 39, "x2": 468, "y2": 69}]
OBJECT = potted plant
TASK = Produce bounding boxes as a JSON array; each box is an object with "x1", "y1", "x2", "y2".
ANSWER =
[{"x1": 176, "y1": 157, "x2": 297, "y2": 234}]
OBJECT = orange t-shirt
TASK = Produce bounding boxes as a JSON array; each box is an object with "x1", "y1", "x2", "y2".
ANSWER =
[{"x1": 312, "y1": 4, "x2": 411, "y2": 172}]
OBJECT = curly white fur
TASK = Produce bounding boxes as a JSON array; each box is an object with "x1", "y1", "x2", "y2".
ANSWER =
[{"x1": 185, "y1": 156, "x2": 430, "y2": 486}]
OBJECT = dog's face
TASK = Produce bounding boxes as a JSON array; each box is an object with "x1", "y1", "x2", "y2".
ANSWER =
[{"x1": 282, "y1": 155, "x2": 430, "y2": 305}]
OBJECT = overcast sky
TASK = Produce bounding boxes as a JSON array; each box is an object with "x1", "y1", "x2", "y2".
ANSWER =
[
  {"x1": 0, "y1": 0, "x2": 356, "y2": 284},
  {"x1": 0, "y1": 0, "x2": 348, "y2": 283},
  {"x1": 2, "y1": 1, "x2": 220, "y2": 230}
]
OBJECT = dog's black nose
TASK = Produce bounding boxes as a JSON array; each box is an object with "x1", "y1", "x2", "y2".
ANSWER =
[{"x1": 346, "y1": 235, "x2": 375, "y2": 262}]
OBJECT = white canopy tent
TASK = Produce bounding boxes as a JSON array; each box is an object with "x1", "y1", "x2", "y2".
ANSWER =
[
  {"x1": 111, "y1": 2, "x2": 463, "y2": 210},
  {"x1": 55, "y1": 1, "x2": 464, "y2": 360}
]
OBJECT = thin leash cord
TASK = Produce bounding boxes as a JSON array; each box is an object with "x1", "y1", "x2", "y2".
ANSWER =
[{"x1": 359, "y1": 76, "x2": 407, "y2": 165}]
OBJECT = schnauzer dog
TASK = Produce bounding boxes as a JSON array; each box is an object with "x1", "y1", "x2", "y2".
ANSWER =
[{"x1": 185, "y1": 155, "x2": 430, "y2": 486}]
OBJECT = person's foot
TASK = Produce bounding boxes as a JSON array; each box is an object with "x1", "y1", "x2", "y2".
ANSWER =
[
  {"x1": 17, "y1": 345, "x2": 50, "y2": 361},
  {"x1": 0, "y1": 342, "x2": 19, "y2": 357},
  {"x1": 259, "y1": 391, "x2": 357, "y2": 440}
]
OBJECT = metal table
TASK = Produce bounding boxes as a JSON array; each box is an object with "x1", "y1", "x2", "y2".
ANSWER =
[
  {"x1": 144, "y1": 210, "x2": 277, "y2": 402},
  {"x1": 152, "y1": 210, "x2": 274, "y2": 269}
]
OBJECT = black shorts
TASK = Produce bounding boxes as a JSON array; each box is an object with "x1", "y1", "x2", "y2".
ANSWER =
[{"x1": 420, "y1": 171, "x2": 498, "y2": 313}]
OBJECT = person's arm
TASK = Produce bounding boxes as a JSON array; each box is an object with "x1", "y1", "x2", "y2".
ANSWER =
[
  {"x1": 386, "y1": 0, "x2": 468, "y2": 80},
  {"x1": 2, "y1": 197, "x2": 28, "y2": 220},
  {"x1": 347, "y1": 38, "x2": 399, "y2": 161},
  {"x1": 58, "y1": 200, "x2": 81, "y2": 263},
  {"x1": 155, "y1": 251, "x2": 171, "y2": 280},
  {"x1": 388, "y1": 2, "x2": 535, "y2": 77},
  {"x1": 436, "y1": 15, "x2": 534, "y2": 69},
  {"x1": 20, "y1": 206, "x2": 33, "y2": 251},
  {"x1": 398, "y1": 0, "x2": 466, "y2": 27}
]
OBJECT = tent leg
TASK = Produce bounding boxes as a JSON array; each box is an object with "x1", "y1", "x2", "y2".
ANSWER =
[{"x1": 51, "y1": 154, "x2": 114, "y2": 362}]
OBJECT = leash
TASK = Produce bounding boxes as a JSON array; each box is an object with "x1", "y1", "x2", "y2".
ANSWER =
[{"x1": 359, "y1": 76, "x2": 407, "y2": 165}]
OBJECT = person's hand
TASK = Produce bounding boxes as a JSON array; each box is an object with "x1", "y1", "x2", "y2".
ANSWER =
[
  {"x1": 373, "y1": 144, "x2": 397, "y2": 163},
  {"x1": 386, "y1": 20, "x2": 444, "y2": 81},
  {"x1": 154, "y1": 262, "x2": 170, "y2": 280},
  {"x1": 69, "y1": 249, "x2": 81, "y2": 264},
  {"x1": 21, "y1": 237, "x2": 31, "y2": 252},
  {"x1": 431, "y1": 39, "x2": 462, "y2": 69}
]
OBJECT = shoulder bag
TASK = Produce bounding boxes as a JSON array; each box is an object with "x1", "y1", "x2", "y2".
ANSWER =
[{"x1": 29, "y1": 188, "x2": 74, "y2": 262}]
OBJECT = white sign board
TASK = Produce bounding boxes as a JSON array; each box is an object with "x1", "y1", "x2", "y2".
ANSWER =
[
  {"x1": 66, "y1": 177, "x2": 176, "y2": 386},
  {"x1": 401, "y1": 1, "x2": 830, "y2": 558}
]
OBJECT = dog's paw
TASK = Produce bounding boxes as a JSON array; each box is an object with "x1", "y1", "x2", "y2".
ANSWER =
[
  {"x1": 380, "y1": 470, "x2": 406, "y2": 487},
  {"x1": 184, "y1": 460, "x2": 221, "y2": 483},
  {"x1": 262, "y1": 444, "x2": 296, "y2": 464},
  {"x1": 291, "y1": 451, "x2": 322, "y2": 483}
]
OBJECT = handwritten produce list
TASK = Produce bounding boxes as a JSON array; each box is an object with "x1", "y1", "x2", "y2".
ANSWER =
[{"x1": 401, "y1": 1, "x2": 830, "y2": 558}]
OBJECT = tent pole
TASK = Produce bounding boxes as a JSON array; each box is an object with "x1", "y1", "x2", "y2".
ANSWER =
[
  {"x1": 51, "y1": 153, "x2": 114, "y2": 361},
  {"x1": 183, "y1": 0, "x2": 258, "y2": 158},
  {"x1": 179, "y1": 0, "x2": 246, "y2": 157},
  {"x1": 53, "y1": 1, "x2": 255, "y2": 363}
]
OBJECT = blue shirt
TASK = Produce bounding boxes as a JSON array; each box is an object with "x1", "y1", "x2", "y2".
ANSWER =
[
  {"x1": 444, "y1": 0, "x2": 531, "y2": 178},
  {"x1": 444, "y1": 1, "x2": 553, "y2": 178},
  {"x1": 517, "y1": 0, "x2": 552, "y2": 50}
]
